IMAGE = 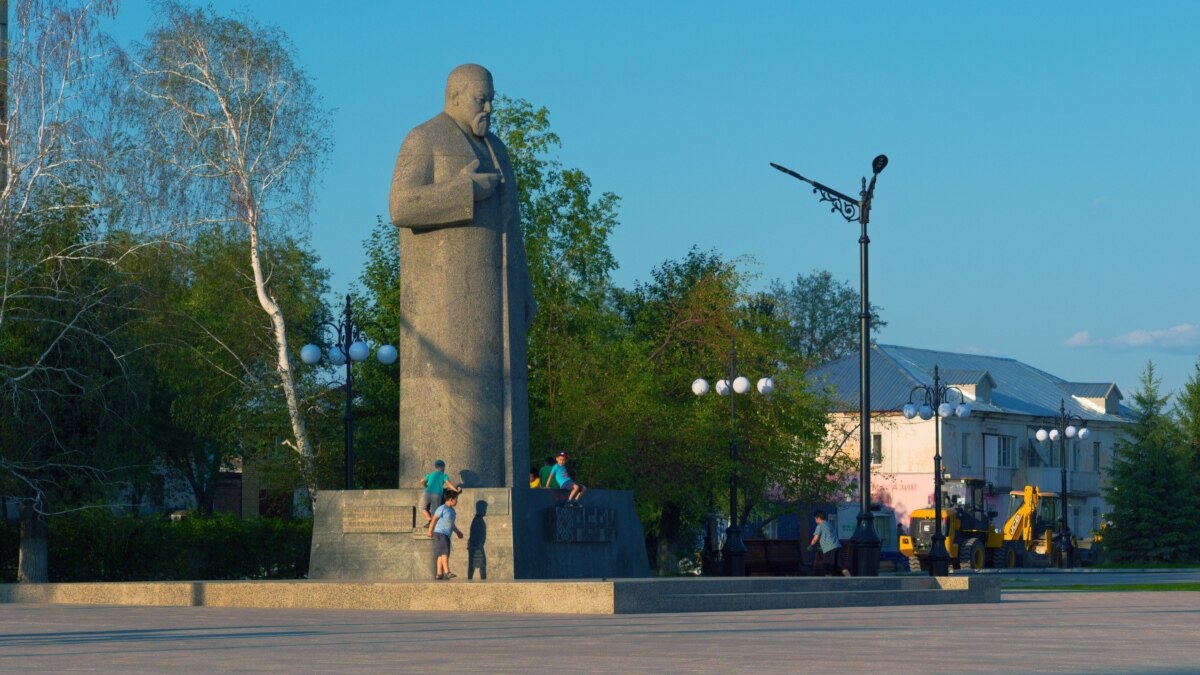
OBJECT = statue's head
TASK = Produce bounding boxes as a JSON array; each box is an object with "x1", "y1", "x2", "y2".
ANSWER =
[{"x1": 444, "y1": 64, "x2": 494, "y2": 138}]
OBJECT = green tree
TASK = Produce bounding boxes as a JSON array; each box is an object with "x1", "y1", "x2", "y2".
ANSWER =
[
  {"x1": 0, "y1": 0, "x2": 138, "y2": 583},
  {"x1": 766, "y1": 270, "x2": 886, "y2": 365},
  {"x1": 0, "y1": 186, "x2": 148, "y2": 582},
  {"x1": 564, "y1": 249, "x2": 848, "y2": 572},
  {"x1": 490, "y1": 96, "x2": 621, "y2": 460},
  {"x1": 345, "y1": 217, "x2": 400, "y2": 489},
  {"x1": 1104, "y1": 363, "x2": 1200, "y2": 563},
  {"x1": 123, "y1": 229, "x2": 329, "y2": 512},
  {"x1": 1173, "y1": 360, "x2": 1200, "y2": 473},
  {"x1": 120, "y1": 1, "x2": 333, "y2": 472}
]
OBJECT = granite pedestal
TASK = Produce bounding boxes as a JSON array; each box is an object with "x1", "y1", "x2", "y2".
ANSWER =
[{"x1": 308, "y1": 488, "x2": 650, "y2": 580}]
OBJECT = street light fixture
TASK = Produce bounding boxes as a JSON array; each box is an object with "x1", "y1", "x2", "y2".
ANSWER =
[
  {"x1": 1035, "y1": 399, "x2": 1090, "y2": 568},
  {"x1": 691, "y1": 338, "x2": 774, "y2": 577},
  {"x1": 300, "y1": 294, "x2": 397, "y2": 489},
  {"x1": 901, "y1": 365, "x2": 972, "y2": 577},
  {"x1": 771, "y1": 154, "x2": 888, "y2": 576}
]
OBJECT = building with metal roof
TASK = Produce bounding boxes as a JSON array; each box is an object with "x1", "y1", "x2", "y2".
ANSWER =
[{"x1": 807, "y1": 344, "x2": 1134, "y2": 559}]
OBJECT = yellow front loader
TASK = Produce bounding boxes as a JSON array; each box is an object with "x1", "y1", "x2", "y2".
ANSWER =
[
  {"x1": 899, "y1": 478, "x2": 1002, "y2": 572},
  {"x1": 900, "y1": 480, "x2": 1063, "y2": 571}
]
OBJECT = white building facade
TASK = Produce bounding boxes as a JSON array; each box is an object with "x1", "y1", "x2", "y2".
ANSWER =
[{"x1": 810, "y1": 345, "x2": 1131, "y2": 546}]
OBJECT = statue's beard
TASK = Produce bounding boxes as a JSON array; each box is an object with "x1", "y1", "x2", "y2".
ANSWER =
[{"x1": 471, "y1": 114, "x2": 490, "y2": 137}]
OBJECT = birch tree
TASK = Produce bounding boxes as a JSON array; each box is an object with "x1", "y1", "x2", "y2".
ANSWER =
[
  {"x1": 0, "y1": 0, "x2": 140, "y2": 582},
  {"x1": 120, "y1": 2, "x2": 332, "y2": 466}
]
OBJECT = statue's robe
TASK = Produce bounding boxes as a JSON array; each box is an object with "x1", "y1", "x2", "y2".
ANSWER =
[{"x1": 389, "y1": 112, "x2": 534, "y2": 488}]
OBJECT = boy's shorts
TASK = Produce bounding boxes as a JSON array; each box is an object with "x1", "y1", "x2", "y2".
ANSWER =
[
  {"x1": 433, "y1": 532, "x2": 451, "y2": 557},
  {"x1": 419, "y1": 490, "x2": 443, "y2": 515},
  {"x1": 559, "y1": 479, "x2": 576, "y2": 490}
]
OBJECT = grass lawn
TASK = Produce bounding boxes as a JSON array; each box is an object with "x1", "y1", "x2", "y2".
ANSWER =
[{"x1": 1008, "y1": 582, "x2": 1200, "y2": 592}]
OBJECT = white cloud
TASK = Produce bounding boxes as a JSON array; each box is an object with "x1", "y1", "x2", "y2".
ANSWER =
[
  {"x1": 1064, "y1": 324, "x2": 1200, "y2": 353},
  {"x1": 956, "y1": 345, "x2": 999, "y2": 355},
  {"x1": 1063, "y1": 331, "x2": 1098, "y2": 348}
]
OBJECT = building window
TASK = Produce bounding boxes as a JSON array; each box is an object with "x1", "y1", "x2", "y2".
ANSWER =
[
  {"x1": 871, "y1": 433, "x2": 883, "y2": 465},
  {"x1": 1073, "y1": 442, "x2": 1081, "y2": 471},
  {"x1": 985, "y1": 434, "x2": 1016, "y2": 468},
  {"x1": 960, "y1": 433, "x2": 972, "y2": 468},
  {"x1": 1093, "y1": 441, "x2": 1101, "y2": 471}
]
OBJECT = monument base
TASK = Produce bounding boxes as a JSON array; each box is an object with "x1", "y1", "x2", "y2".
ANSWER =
[{"x1": 308, "y1": 488, "x2": 650, "y2": 580}]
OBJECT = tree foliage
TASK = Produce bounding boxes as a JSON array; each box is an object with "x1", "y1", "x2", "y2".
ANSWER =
[
  {"x1": 120, "y1": 0, "x2": 333, "y2": 468},
  {"x1": 1104, "y1": 363, "x2": 1200, "y2": 563},
  {"x1": 122, "y1": 230, "x2": 328, "y2": 511},
  {"x1": 1173, "y1": 361, "x2": 1200, "y2": 473},
  {"x1": 766, "y1": 270, "x2": 886, "y2": 366},
  {"x1": 0, "y1": 0, "x2": 142, "y2": 582},
  {"x1": 344, "y1": 216, "x2": 401, "y2": 489},
  {"x1": 490, "y1": 96, "x2": 621, "y2": 453}
]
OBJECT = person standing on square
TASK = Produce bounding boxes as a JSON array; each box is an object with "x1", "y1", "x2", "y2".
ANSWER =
[{"x1": 428, "y1": 491, "x2": 464, "y2": 580}]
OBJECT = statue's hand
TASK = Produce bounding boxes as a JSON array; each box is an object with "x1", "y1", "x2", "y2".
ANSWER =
[{"x1": 461, "y1": 159, "x2": 500, "y2": 201}]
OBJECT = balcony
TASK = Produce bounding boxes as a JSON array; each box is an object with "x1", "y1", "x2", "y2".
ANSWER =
[
  {"x1": 1072, "y1": 471, "x2": 1100, "y2": 496},
  {"x1": 984, "y1": 466, "x2": 1015, "y2": 490},
  {"x1": 1020, "y1": 467, "x2": 1100, "y2": 496}
]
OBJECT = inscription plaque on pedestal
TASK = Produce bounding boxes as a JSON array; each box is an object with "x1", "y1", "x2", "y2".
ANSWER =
[
  {"x1": 342, "y1": 505, "x2": 413, "y2": 534},
  {"x1": 553, "y1": 506, "x2": 617, "y2": 543}
]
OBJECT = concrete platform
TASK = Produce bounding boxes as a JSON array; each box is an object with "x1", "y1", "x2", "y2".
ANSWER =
[
  {"x1": 3, "y1": 591, "x2": 1193, "y2": 673},
  {"x1": 309, "y1": 488, "x2": 651, "y2": 581},
  {"x1": 0, "y1": 575, "x2": 998, "y2": 615}
]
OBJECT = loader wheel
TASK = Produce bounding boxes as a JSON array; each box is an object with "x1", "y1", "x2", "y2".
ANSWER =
[
  {"x1": 992, "y1": 543, "x2": 1018, "y2": 569},
  {"x1": 958, "y1": 538, "x2": 985, "y2": 570},
  {"x1": 907, "y1": 555, "x2": 924, "y2": 573}
]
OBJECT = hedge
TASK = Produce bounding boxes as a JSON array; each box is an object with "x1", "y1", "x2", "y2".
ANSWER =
[{"x1": 0, "y1": 511, "x2": 311, "y2": 582}]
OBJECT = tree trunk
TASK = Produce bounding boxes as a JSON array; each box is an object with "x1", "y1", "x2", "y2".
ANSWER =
[
  {"x1": 246, "y1": 223, "x2": 312, "y2": 462},
  {"x1": 17, "y1": 501, "x2": 49, "y2": 583},
  {"x1": 655, "y1": 502, "x2": 682, "y2": 576}
]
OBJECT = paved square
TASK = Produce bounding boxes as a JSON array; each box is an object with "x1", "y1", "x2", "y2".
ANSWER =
[{"x1": 1, "y1": 591, "x2": 1197, "y2": 673}]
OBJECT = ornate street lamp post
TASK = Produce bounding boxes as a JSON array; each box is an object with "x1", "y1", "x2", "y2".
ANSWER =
[
  {"x1": 300, "y1": 294, "x2": 397, "y2": 489},
  {"x1": 771, "y1": 154, "x2": 888, "y2": 576},
  {"x1": 1035, "y1": 399, "x2": 1090, "y2": 568},
  {"x1": 691, "y1": 338, "x2": 775, "y2": 577},
  {"x1": 901, "y1": 365, "x2": 972, "y2": 576}
]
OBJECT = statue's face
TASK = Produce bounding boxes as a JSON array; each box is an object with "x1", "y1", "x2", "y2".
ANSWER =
[{"x1": 450, "y1": 77, "x2": 494, "y2": 137}]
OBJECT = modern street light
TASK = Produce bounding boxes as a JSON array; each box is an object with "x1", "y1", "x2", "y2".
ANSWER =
[
  {"x1": 1035, "y1": 399, "x2": 1090, "y2": 568},
  {"x1": 901, "y1": 365, "x2": 972, "y2": 577},
  {"x1": 299, "y1": 294, "x2": 397, "y2": 489},
  {"x1": 691, "y1": 338, "x2": 775, "y2": 577},
  {"x1": 771, "y1": 154, "x2": 888, "y2": 576}
]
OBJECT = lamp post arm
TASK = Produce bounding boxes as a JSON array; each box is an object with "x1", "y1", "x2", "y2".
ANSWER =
[
  {"x1": 308, "y1": 319, "x2": 342, "y2": 344},
  {"x1": 770, "y1": 162, "x2": 860, "y2": 223}
]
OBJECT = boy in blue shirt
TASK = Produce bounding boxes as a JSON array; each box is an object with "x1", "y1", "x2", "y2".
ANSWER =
[
  {"x1": 418, "y1": 459, "x2": 462, "y2": 526},
  {"x1": 549, "y1": 452, "x2": 587, "y2": 504},
  {"x1": 427, "y1": 490, "x2": 463, "y2": 580}
]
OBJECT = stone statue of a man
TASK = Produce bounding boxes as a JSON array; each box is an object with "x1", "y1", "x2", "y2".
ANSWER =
[{"x1": 389, "y1": 64, "x2": 535, "y2": 488}]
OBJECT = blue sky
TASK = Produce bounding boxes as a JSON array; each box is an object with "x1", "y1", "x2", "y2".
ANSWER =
[{"x1": 106, "y1": 1, "x2": 1200, "y2": 400}]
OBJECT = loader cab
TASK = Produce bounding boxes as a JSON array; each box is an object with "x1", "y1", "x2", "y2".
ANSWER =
[
  {"x1": 1008, "y1": 489, "x2": 1060, "y2": 533},
  {"x1": 943, "y1": 478, "x2": 997, "y2": 532}
]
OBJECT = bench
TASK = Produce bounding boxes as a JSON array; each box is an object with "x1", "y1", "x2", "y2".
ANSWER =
[{"x1": 743, "y1": 539, "x2": 806, "y2": 576}]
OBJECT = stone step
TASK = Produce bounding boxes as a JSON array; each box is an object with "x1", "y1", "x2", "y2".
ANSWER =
[{"x1": 0, "y1": 576, "x2": 1000, "y2": 615}]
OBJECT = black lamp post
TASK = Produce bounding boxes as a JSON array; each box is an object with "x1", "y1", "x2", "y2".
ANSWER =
[
  {"x1": 771, "y1": 154, "x2": 888, "y2": 576},
  {"x1": 691, "y1": 337, "x2": 775, "y2": 577},
  {"x1": 300, "y1": 294, "x2": 397, "y2": 489},
  {"x1": 1035, "y1": 399, "x2": 1090, "y2": 568},
  {"x1": 901, "y1": 365, "x2": 972, "y2": 576}
]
